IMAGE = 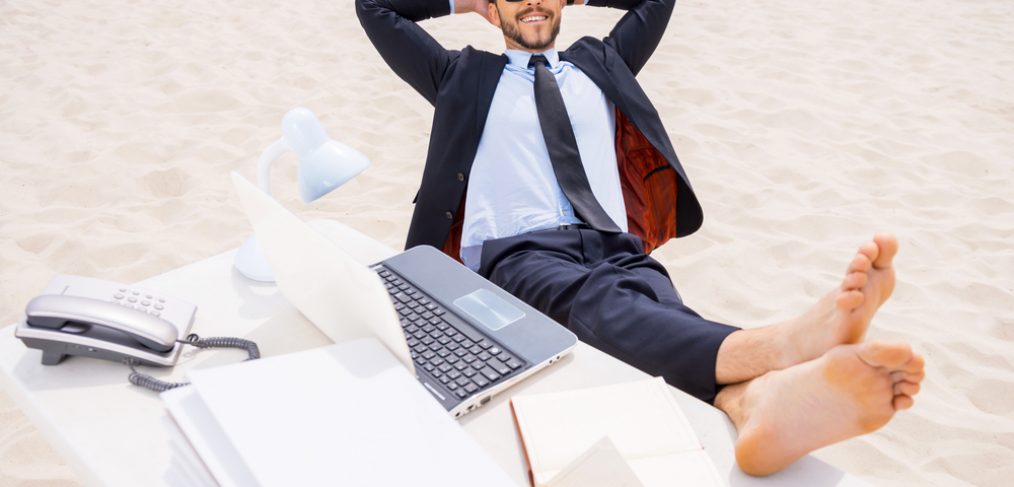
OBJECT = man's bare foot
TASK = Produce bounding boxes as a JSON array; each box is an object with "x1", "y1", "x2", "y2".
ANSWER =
[
  {"x1": 716, "y1": 340, "x2": 925, "y2": 476},
  {"x1": 782, "y1": 234, "x2": 898, "y2": 366},
  {"x1": 713, "y1": 234, "x2": 900, "y2": 385}
]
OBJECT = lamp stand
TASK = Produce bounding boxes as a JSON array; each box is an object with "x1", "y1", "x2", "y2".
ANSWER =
[{"x1": 233, "y1": 138, "x2": 289, "y2": 283}]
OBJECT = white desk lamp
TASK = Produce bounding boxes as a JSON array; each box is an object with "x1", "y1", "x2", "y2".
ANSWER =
[{"x1": 233, "y1": 107, "x2": 370, "y2": 282}]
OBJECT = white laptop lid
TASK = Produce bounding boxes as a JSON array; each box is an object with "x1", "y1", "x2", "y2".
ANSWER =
[{"x1": 230, "y1": 172, "x2": 413, "y2": 372}]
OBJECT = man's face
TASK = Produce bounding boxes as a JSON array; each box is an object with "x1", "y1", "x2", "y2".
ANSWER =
[{"x1": 488, "y1": 0, "x2": 564, "y2": 52}]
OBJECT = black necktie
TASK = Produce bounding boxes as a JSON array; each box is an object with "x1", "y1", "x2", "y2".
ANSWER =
[{"x1": 529, "y1": 54, "x2": 621, "y2": 233}]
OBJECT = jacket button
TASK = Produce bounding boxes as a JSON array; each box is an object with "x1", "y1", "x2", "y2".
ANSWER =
[
  {"x1": 445, "y1": 211, "x2": 454, "y2": 220},
  {"x1": 456, "y1": 172, "x2": 465, "y2": 182}
]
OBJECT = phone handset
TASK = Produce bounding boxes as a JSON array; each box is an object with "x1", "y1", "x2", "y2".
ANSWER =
[{"x1": 26, "y1": 294, "x2": 178, "y2": 352}]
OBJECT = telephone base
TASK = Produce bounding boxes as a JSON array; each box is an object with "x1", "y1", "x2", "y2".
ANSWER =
[
  {"x1": 41, "y1": 349, "x2": 66, "y2": 366},
  {"x1": 16, "y1": 330, "x2": 183, "y2": 368}
]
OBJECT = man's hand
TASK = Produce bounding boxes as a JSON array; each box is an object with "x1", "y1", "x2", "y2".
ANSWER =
[{"x1": 454, "y1": 0, "x2": 491, "y2": 16}]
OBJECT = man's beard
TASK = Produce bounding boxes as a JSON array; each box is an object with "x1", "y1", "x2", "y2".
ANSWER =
[{"x1": 499, "y1": 9, "x2": 561, "y2": 51}]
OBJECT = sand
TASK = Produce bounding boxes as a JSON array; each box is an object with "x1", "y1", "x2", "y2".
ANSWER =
[{"x1": 1, "y1": 0, "x2": 1012, "y2": 485}]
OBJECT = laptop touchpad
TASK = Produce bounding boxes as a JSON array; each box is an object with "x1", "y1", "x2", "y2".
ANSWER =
[{"x1": 453, "y1": 289, "x2": 525, "y2": 332}]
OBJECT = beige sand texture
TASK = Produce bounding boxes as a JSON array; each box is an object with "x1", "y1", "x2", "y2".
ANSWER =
[{"x1": 1, "y1": 0, "x2": 1012, "y2": 485}]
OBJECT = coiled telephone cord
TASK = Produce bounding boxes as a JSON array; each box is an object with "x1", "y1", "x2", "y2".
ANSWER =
[{"x1": 126, "y1": 333, "x2": 261, "y2": 393}]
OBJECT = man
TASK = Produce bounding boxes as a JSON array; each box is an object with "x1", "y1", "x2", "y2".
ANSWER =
[{"x1": 357, "y1": 0, "x2": 925, "y2": 475}]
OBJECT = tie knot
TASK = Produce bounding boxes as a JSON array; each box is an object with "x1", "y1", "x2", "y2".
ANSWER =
[{"x1": 528, "y1": 54, "x2": 549, "y2": 69}]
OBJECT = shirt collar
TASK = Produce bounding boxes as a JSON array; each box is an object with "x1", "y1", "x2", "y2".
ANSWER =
[{"x1": 505, "y1": 48, "x2": 561, "y2": 69}]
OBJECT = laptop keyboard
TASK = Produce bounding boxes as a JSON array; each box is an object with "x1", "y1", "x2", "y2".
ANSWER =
[{"x1": 373, "y1": 265, "x2": 525, "y2": 400}]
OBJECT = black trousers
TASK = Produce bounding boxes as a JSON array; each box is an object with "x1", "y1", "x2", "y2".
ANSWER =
[{"x1": 477, "y1": 228, "x2": 739, "y2": 404}]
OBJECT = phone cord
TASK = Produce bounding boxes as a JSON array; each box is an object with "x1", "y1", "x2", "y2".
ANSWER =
[{"x1": 126, "y1": 333, "x2": 261, "y2": 393}]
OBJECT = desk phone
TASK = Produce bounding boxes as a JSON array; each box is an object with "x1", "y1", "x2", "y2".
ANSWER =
[{"x1": 15, "y1": 275, "x2": 196, "y2": 367}]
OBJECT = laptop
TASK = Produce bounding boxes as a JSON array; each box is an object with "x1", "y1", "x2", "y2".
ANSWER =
[{"x1": 231, "y1": 172, "x2": 578, "y2": 418}]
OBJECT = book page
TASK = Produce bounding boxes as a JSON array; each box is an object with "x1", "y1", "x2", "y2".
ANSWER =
[
  {"x1": 628, "y1": 450, "x2": 724, "y2": 487},
  {"x1": 511, "y1": 377, "x2": 702, "y2": 485},
  {"x1": 546, "y1": 437, "x2": 644, "y2": 487}
]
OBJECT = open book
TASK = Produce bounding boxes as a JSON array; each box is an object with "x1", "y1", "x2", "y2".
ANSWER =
[{"x1": 510, "y1": 377, "x2": 724, "y2": 487}]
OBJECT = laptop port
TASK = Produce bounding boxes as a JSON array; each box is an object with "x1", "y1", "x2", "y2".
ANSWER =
[{"x1": 480, "y1": 396, "x2": 491, "y2": 405}]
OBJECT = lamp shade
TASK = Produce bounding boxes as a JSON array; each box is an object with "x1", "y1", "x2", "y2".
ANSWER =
[
  {"x1": 282, "y1": 108, "x2": 371, "y2": 203},
  {"x1": 235, "y1": 107, "x2": 371, "y2": 282}
]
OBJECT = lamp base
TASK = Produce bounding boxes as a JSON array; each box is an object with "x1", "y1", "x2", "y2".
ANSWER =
[{"x1": 233, "y1": 234, "x2": 275, "y2": 282}]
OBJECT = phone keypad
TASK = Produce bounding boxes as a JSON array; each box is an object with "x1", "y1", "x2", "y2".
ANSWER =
[{"x1": 110, "y1": 288, "x2": 164, "y2": 317}]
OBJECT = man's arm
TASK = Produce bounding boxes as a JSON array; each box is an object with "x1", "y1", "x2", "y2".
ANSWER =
[
  {"x1": 584, "y1": 0, "x2": 676, "y2": 76},
  {"x1": 356, "y1": 0, "x2": 465, "y2": 104}
]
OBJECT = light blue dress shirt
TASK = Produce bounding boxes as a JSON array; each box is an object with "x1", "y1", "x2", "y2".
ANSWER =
[{"x1": 460, "y1": 49, "x2": 627, "y2": 270}]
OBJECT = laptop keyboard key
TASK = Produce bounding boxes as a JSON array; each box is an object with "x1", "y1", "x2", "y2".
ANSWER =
[
  {"x1": 455, "y1": 324, "x2": 485, "y2": 343},
  {"x1": 506, "y1": 359, "x2": 522, "y2": 370},
  {"x1": 480, "y1": 367, "x2": 500, "y2": 382},
  {"x1": 487, "y1": 358, "x2": 511, "y2": 376}
]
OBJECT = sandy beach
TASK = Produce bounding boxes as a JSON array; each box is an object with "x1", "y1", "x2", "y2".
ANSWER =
[{"x1": 1, "y1": 0, "x2": 1012, "y2": 485}]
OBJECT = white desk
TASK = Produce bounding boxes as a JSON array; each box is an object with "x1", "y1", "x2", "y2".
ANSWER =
[{"x1": 0, "y1": 220, "x2": 865, "y2": 486}]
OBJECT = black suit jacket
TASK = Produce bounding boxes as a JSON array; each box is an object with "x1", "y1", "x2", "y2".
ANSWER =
[{"x1": 357, "y1": 0, "x2": 703, "y2": 257}]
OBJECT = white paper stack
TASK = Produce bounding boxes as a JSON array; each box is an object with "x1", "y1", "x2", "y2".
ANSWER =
[{"x1": 162, "y1": 338, "x2": 516, "y2": 487}]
